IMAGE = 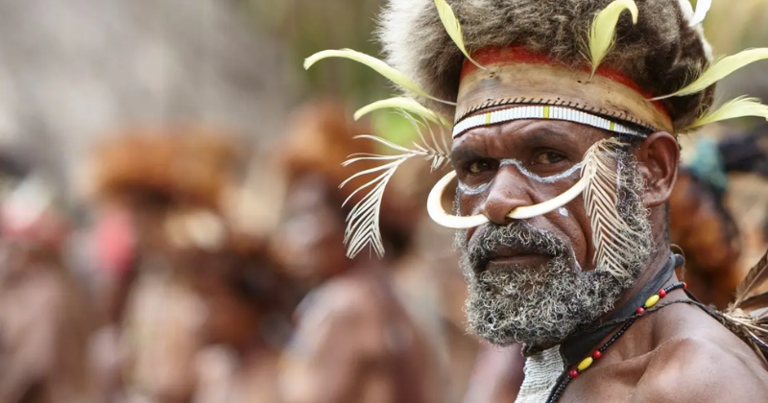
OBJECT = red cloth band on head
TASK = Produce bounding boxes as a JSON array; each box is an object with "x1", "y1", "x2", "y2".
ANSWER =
[{"x1": 460, "y1": 46, "x2": 669, "y2": 118}]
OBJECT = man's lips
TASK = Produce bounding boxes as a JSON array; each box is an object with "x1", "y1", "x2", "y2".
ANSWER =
[
  {"x1": 478, "y1": 245, "x2": 554, "y2": 272},
  {"x1": 487, "y1": 254, "x2": 553, "y2": 270}
]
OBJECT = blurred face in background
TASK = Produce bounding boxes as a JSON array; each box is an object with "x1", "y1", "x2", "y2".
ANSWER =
[
  {"x1": 189, "y1": 254, "x2": 260, "y2": 349},
  {"x1": 273, "y1": 174, "x2": 349, "y2": 286}
]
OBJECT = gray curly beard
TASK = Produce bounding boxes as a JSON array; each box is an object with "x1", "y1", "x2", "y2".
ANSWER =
[{"x1": 456, "y1": 151, "x2": 653, "y2": 348}]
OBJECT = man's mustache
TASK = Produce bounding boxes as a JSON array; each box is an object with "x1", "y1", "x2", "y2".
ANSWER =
[{"x1": 463, "y1": 221, "x2": 569, "y2": 272}]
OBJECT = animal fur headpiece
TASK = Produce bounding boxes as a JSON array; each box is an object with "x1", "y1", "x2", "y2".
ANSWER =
[
  {"x1": 279, "y1": 99, "x2": 375, "y2": 206},
  {"x1": 304, "y1": 0, "x2": 768, "y2": 262},
  {"x1": 88, "y1": 127, "x2": 244, "y2": 213}
]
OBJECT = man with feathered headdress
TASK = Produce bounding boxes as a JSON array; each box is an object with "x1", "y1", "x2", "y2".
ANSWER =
[
  {"x1": 84, "y1": 127, "x2": 246, "y2": 403},
  {"x1": 0, "y1": 155, "x2": 95, "y2": 403},
  {"x1": 173, "y1": 212, "x2": 300, "y2": 403},
  {"x1": 305, "y1": 0, "x2": 768, "y2": 401}
]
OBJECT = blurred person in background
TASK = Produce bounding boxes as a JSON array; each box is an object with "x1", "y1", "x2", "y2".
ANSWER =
[
  {"x1": 670, "y1": 130, "x2": 768, "y2": 308},
  {"x1": 0, "y1": 158, "x2": 94, "y2": 403},
  {"x1": 84, "y1": 129, "x2": 244, "y2": 403},
  {"x1": 167, "y1": 214, "x2": 299, "y2": 403},
  {"x1": 273, "y1": 100, "x2": 445, "y2": 403},
  {"x1": 461, "y1": 344, "x2": 524, "y2": 403}
]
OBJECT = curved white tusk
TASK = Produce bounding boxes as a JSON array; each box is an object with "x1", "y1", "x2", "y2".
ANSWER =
[
  {"x1": 507, "y1": 176, "x2": 587, "y2": 219},
  {"x1": 426, "y1": 170, "x2": 588, "y2": 228},
  {"x1": 427, "y1": 170, "x2": 489, "y2": 229}
]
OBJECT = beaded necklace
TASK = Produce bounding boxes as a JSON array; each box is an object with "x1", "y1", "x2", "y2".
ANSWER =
[{"x1": 545, "y1": 281, "x2": 688, "y2": 403}]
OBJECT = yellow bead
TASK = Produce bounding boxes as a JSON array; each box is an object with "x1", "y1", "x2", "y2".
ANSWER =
[
  {"x1": 645, "y1": 294, "x2": 660, "y2": 308},
  {"x1": 577, "y1": 357, "x2": 594, "y2": 371}
]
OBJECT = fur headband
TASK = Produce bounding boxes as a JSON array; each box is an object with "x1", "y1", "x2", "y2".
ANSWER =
[{"x1": 377, "y1": 0, "x2": 713, "y2": 130}]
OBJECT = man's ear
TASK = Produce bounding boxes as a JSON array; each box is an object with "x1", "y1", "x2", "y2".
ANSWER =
[{"x1": 634, "y1": 132, "x2": 679, "y2": 208}]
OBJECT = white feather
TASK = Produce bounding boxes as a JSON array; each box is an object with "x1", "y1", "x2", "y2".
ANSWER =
[
  {"x1": 581, "y1": 138, "x2": 642, "y2": 277},
  {"x1": 690, "y1": 0, "x2": 712, "y2": 27},
  {"x1": 340, "y1": 125, "x2": 450, "y2": 258}
]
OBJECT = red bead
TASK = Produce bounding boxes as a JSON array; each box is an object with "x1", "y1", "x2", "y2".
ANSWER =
[
  {"x1": 593, "y1": 351, "x2": 602, "y2": 359},
  {"x1": 683, "y1": 282, "x2": 688, "y2": 290},
  {"x1": 636, "y1": 307, "x2": 645, "y2": 315},
  {"x1": 658, "y1": 290, "x2": 667, "y2": 298},
  {"x1": 570, "y1": 370, "x2": 579, "y2": 378}
]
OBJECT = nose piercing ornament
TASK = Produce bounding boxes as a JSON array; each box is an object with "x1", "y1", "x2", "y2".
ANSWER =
[{"x1": 426, "y1": 170, "x2": 588, "y2": 229}]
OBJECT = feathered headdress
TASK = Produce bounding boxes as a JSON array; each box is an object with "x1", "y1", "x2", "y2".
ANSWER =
[{"x1": 718, "y1": 250, "x2": 768, "y2": 361}]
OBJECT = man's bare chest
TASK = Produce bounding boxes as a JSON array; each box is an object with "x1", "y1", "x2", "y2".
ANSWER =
[{"x1": 554, "y1": 359, "x2": 649, "y2": 403}]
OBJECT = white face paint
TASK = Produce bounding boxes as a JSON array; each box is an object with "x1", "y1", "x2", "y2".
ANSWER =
[
  {"x1": 558, "y1": 207, "x2": 569, "y2": 217},
  {"x1": 457, "y1": 159, "x2": 584, "y2": 195}
]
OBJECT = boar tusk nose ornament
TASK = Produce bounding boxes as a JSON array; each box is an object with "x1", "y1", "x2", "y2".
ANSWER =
[{"x1": 426, "y1": 170, "x2": 588, "y2": 229}]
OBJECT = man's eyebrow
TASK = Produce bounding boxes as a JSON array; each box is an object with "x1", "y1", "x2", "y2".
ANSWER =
[
  {"x1": 513, "y1": 126, "x2": 573, "y2": 148},
  {"x1": 449, "y1": 148, "x2": 485, "y2": 164}
]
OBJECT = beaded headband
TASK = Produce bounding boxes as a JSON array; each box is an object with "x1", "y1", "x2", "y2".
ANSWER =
[
  {"x1": 304, "y1": 0, "x2": 768, "y2": 261},
  {"x1": 452, "y1": 105, "x2": 645, "y2": 139},
  {"x1": 451, "y1": 47, "x2": 671, "y2": 139}
]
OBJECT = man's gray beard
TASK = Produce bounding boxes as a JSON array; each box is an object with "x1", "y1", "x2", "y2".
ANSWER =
[{"x1": 456, "y1": 151, "x2": 653, "y2": 348}]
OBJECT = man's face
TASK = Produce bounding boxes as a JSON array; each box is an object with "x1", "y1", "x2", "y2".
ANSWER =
[
  {"x1": 274, "y1": 175, "x2": 349, "y2": 284},
  {"x1": 190, "y1": 257, "x2": 259, "y2": 347},
  {"x1": 451, "y1": 118, "x2": 653, "y2": 347}
]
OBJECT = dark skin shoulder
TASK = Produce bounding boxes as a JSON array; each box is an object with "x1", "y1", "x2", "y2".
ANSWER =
[
  {"x1": 562, "y1": 288, "x2": 768, "y2": 403},
  {"x1": 636, "y1": 302, "x2": 768, "y2": 403},
  {"x1": 280, "y1": 273, "x2": 393, "y2": 403}
]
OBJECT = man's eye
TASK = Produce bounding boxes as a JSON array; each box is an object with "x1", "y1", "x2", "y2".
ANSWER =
[
  {"x1": 532, "y1": 152, "x2": 566, "y2": 165},
  {"x1": 468, "y1": 160, "x2": 494, "y2": 174}
]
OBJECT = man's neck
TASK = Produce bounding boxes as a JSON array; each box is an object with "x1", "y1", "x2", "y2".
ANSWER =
[
  {"x1": 602, "y1": 243, "x2": 671, "y2": 323},
  {"x1": 522, "y1": 244, "x2": 674, "y2": 355}
]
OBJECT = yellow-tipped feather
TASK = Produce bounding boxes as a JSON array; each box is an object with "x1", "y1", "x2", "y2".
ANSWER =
[
  {"x1": 354, "y1": 97, "x2": 451, "y2": 127},
  {"x1": 433, "y1": 0, "x2": 485, "y2": 70},
  {"x1": 653, "y1": 49, "x2": 768, "y2": 100},
  {"x1": 588, "y1": 0, "x2": 639, "y2": 78},
  {"x1": 690, "y1": 0, "x2": 712, "y2": 27},
  {"x1": 304, "y1": 49, "x2": 455, "y2": 105},
  {"x1": 686, "y1": 96, "x2": 768, "y2": 130}
]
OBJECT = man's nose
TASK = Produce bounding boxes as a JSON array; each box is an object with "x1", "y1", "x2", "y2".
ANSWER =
[{"x1": 482, "y1": 168, "x2": 534, "y2": 225}]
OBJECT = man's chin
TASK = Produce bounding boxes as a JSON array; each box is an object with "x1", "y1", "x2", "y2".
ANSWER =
[{"x1": 464, "y1": 258, "x2": 625, "y2": 348}]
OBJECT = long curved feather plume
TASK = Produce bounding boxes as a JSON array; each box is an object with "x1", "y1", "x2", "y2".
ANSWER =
[
  {"x1": 581, "y1": 137, "x2": 642, "y2": 277},
  {"x1": 732, "y1": 249, "x2": 768, "y2": 309},
  {"x1": 690, "y1": 0, "x2": 712, "y2": 27},
  {"x1": 718, "y1": 249, "x2": 768, "y2": 360},
  {"x1": 304, "y1": 49, "x2": 456, "y2": 105},
  {"x1": 354, "y1": 97, "x2": 451, "y2": 127},
  {"x1": 433, "y1": 0, "x2": 485, "y2": 70},
  {"x1": 339, "y1": 127, "x2": 451, "y2": 258},
  {"x1": 588, "y1": 0, "x2": 639, "y2": 78},
  {"x1": 652, "y1": 49, "x2": 768, "y2": 100},
  {"x1": 686, "y1": 96, "x2": 768, "y2": 130}
]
